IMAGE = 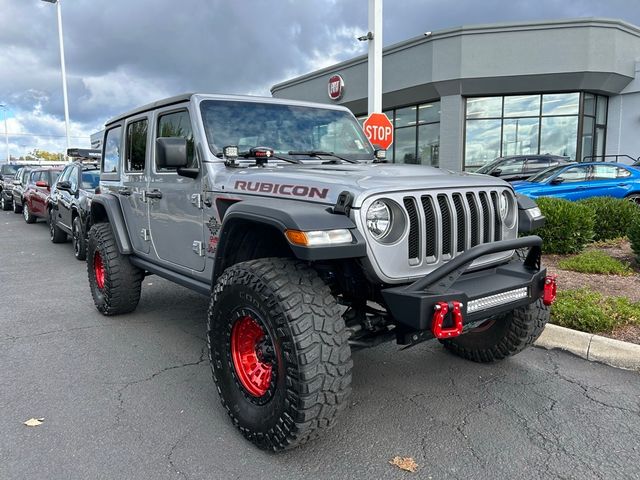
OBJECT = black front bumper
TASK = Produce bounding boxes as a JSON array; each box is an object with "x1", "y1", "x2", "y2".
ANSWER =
[{"x1": 381, "y1": 236, "x2": 546, "y2": 340}]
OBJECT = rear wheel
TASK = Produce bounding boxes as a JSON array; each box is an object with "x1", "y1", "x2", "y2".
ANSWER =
[
  {"x1": 626, "y1": 193, "x2": 640, "y2": 206},
  {"x1": 72, "y1": 216, "x2": 87, "y2": 260},
  {"x1": 208, "y1": 258, "x2": 352, "y2": 451},
  {"x1": 49, "y1": 209, "x2": 67, "y2": 243},
  {"x1": 1, "y1": 195, "x2": 11, "y2": 211},
  {"x1": 23, "y1": 202, "x2": 36, "y2": 223},
  {"x1": 87, "y1": 222, "x2": 143, "y2": 315},
  {"x1": 441, "y1": 299, "x2": 549, "y2": 362},
  {"x1": 13, "y1": 199, "x2": 22, "y2": 214}
]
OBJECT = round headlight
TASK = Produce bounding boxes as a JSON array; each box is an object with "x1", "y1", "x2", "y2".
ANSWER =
[
  {"x1": 499, "y1": 192, "x2": 510, "y2": 220},
  {"x1": 366, "y1": 200, "x2": 392, "y2": 239}
]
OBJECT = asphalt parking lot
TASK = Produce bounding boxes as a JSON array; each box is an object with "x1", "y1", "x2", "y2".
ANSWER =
[{"x1": 1, "y1": 210, "x2": 639, "y2": 480}]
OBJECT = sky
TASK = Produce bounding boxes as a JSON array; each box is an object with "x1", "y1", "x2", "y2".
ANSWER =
[{"x1": 0, "y1": 0, "x2": 639, "y2": 158}]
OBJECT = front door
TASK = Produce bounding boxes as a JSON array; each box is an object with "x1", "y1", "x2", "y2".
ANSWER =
[
  {"x1": 148, "y1": 107, "x2": 205, "y2": 271},
  {"x1": 550, "y1": 165, "x2": 591, "y2": 201},
  {"x1": 119, "y1": 115, "x2": 151, "y2": 255}
]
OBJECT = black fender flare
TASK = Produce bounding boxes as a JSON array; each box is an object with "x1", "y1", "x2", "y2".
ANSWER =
[
  {"x1": 213, "y1": 199, "x2": 367, "y2": 276},
  {"x1": 90, "y1": 194, "x2": 133, "y2": 254}
]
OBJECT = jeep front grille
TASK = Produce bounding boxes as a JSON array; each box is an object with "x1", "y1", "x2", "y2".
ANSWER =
[{"x1": 403, "y1": 190, "x2": 505, "y2": 264}]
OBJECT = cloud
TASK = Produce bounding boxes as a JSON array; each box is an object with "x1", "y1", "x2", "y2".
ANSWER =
[{"x1": 1, "y1": 0, "x2": 639, "y2": 156}]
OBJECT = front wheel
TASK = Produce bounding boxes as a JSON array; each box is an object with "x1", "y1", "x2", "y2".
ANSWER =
[
  {"x1": 13, "y1": 199, "x2": 22, "y2": 214},
  {"x1": 208, "y1": 258, "x2": 352, "y2": 451},
  {"x1": 87, "y1": 223, "x2": 143, "y2": 315},
  {"x1": 49, "y1": 209, "x2": 67, "y2": 243},
  {"x1": 1, "y1": 195, "x2": 11, "y2": 211},
  {"x1": 441, "y1": 299, "x2": 550, "y2": 363}
]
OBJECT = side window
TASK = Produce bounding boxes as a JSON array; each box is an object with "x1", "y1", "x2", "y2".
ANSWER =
[
  {"x1": 524, "y1": 158, "x2": 550, "y2": 173},
  {"x1": 591, "y1": 165, "x2": 618, "y2": 180},
  {"x1": 498, "y1": 159, "x2": 525, "y2": 175},
  {"x1": 30, "y1": 171, "x2": 41, "y2": 184},
  {"x1": 58, "y1": 166, "x2": 72, "y2": 184},
  {"x1": 617, "y1": 167, "x2": 632, "y2": 178},
  {"x1": 157, "y1": 110, "x2": 195, "y2": 171},
  {"x1": 102, "y1": 126, "x2": 123, "y2": 175},
  {"x1": 69, "y1": 166, "x2": 79, "y2": 191},
  {"x1": 126, "y1": 118, "x2": 148, "y2": 172},
  {"x1": 557, "y1": 166, "x2": 588, "y2": 183}
]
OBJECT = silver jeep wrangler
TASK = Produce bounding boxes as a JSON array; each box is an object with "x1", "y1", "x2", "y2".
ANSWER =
[{"x1": 87, "y1": 93, "x2": 554, "y2": 450}]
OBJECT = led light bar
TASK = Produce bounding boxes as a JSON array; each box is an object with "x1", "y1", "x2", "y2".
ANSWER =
[{"x1": 467, "y1": 287, "x2": 528, "y2": 313}]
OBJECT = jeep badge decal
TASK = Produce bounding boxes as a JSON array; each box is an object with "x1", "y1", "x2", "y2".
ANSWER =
[{"x1": 234, "y1": 181, "x2": 329, "y2": 199}]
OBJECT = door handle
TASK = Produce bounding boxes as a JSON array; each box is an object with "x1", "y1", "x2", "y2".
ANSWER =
[
  {"x1": 145, "y1": 189, "x2": 163, "y2": 199},
  {"x1": 118, "y1": 187, "x2": 132, "y2": 196},
  {"x1": 618, "y1": 183, "x2": 629, "y2": 187}
]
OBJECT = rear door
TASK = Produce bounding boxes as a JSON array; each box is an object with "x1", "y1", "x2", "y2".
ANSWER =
[
  {"x1": 588, "y1": 164, "x2": 632, "y2": 199},
  {"x1": 119, "y1": 114, "x2": 151, "y2": 255},
  {"x1": 56, "y1": 166, "x2": 74, "y2": 230},
  {"x1": 148, "y1": 106, "x2": 205, "y2": 271}
]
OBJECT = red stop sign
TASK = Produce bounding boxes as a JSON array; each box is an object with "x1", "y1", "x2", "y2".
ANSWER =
[{"x1": 363, "y1": 113, "x2": 394, "y2": 150}]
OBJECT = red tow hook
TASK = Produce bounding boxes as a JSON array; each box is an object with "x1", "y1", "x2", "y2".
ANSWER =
[
  {"x1": 431, "y1": 301, "x2": 464, "y2": 339},
  {"x1": 543, "y1": 275, "x2": 558, "y2": 306}
]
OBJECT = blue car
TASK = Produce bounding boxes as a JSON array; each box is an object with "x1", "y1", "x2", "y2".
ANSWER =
[{"x1": 512, "y1": 162, "x2": 640, "y2": 204}]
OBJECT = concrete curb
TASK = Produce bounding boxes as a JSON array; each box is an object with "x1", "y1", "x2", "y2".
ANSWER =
[{"x1": 535, "y1": 323, "x2": 640, "y2": 371}]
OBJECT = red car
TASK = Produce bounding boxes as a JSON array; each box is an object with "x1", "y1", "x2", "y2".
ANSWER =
[{"x1": 22, "y1": 167, "x2": 63, "y2": 224}]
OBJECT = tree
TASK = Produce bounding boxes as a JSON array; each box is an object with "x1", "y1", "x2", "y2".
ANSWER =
[{"x1": 30, "y1": 149, "x2": 64, "y2": 161}]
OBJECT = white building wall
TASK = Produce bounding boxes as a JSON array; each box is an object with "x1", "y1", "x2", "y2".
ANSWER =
[{"x1": 607, "y1": 61, "x2": 640, "y2": 161}]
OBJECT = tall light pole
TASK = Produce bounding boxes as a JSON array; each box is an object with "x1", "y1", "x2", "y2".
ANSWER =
[
  {"x1": 0, "y1": 105, "x2": 8, "y2": 163},
  {"x1": 42, "y1": 0, "x2": 71, "y2": 155}
]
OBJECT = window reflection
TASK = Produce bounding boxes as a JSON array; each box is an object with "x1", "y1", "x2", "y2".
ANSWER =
[
  {"x1": 502, "y1": 118, "x2": 538, "y2": 156},
  {"x1": 542, "y1": 93, "x2": 579, "y2": 115},
  {"x1": 466, "y1": 97, "x2": 502, "y2": 118},
  {"x1": 418, "y1": 123, "x2": 439, "y2": 166},
  {"x1": 540, "y1": 116, "x2": 578, "y2": 159},
  {"x1": 503, "y1": 95, "x2": 540, "y2": 117},
  {"x1": 394, "y1": 127, "x2": 418, "y2": 164},
  {"x1": 465, "y1": 119, "x2": 502, "y2": 169}
]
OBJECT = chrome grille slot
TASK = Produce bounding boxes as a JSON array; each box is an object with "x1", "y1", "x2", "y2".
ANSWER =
[
  {"x1": 452, "y1": 193, "x2": 466, "y2": 253},
  {"x1": 437, "y1": 194, "x2": 453, "y2": 257},
  {"x1": 403, "y1": 197, "x2": 420, "y2": 261},
  {"x1": 420, "y1": 195, "x2": 437, "y2": 260}
]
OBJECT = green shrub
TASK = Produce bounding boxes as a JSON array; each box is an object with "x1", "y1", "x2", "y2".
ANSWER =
[
  {"x1": 533, "y1": 197, "x2": 594, "y2": 254},
  {"x1": 557, "y1": 250, "x2": 633, "y2": 275},
  {"x1": 551, "y1": 289, "x2": 640, "y2": 333},
  {"x1": 628, "y1": 214, "x2": 640, "y2": 262},
  {"x1": 578, "y1": 197, "x2": 640, "y2": 242}
]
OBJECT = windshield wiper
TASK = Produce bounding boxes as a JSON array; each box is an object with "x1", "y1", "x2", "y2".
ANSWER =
[{"x1": 288, "y1": 150, "x2": 358, "y2": 164}]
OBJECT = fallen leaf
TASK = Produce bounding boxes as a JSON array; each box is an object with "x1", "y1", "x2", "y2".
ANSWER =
[
  {"x1": 23, "y1": 417, "x2": 44, "y2": 427},
  {"x1": 389, "y1": 456, "x2": 418, "y2": 473}
]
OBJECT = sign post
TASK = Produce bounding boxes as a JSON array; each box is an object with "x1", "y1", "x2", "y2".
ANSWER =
[
  {"x1": 363, "y1": 113, "x2": 393, "y2": 150},
  {"x1": 368, "y1": 0, "x2": 382, "y2": 115}
]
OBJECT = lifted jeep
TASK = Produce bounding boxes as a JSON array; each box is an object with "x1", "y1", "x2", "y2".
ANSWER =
[{"x1": 87, "y1": 93, "x2": 554, "y2": 451}]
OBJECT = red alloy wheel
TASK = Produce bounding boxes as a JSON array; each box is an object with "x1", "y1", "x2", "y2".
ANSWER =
[
  {"x1": 231, "y1": 315, "x2": 273, "y2": 397},
  {"x1": 94, "y1": 252, "x2": 105, "y2": 290}
]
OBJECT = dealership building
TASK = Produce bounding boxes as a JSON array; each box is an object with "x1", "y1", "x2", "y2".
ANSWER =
[{"x1": 271, "y1": 18, "x2": 640, "y2": 172}]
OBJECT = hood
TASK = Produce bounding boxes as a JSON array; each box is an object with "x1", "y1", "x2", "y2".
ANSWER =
[{"x1": 211, "y1": 162, "x2": 512, "y2": 207}]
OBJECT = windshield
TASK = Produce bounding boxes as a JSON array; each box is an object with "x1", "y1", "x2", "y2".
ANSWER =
[
  {"x1": 200, "y1": 100, "x2": 374, "y2": 160},
  {"x1": 528, "y1": 164, "x2": 567, "y2": 183},
  {"x1": 475, "y1": 158, "x2": 503, "y2": 174},
  {"x1": 81, "y1": 170, "x2": 100, "y2": 189},
  {"x1": 1, "y1": 164, "x2": 20, "y2": 175}
]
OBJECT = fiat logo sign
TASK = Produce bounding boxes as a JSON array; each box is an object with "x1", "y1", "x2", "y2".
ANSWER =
[{"x1": 328, "y1": 74, "x2": 345, "y2": 101}]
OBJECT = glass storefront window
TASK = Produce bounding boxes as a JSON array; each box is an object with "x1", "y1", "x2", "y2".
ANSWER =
[
  {"x1": 581, "y1": 116, "x2": 594, "y2": 161},
  {"x1": 395, "y1": 106, "x2": 417, "y2": 128},
  {"x1": 503, "y1": 95, "x2": 540, "y2": 117},
  {"x1": 540, "y1": 116, "x2": 578, "y2": 159},
  {"x1": 418, "y1": 123, "x2": 439, "y2": 166},
  {"x1": 419, "y1": 102, "x2": 440, "y2": 124},
  {"x1": 465, "y1": 119, "x2": 502, "y2": 169},
  {"x1": 466, "y1": 97, "x2": 502, "y2": 119},
  {"x1": 541, "y1": 93, "x2": 579, "y2": 115},
  {"x1": 583, "y1": 93, "x2": 596, "y2": 116},
  {"x1": 596, "y1": 96, "x2": 608, "y2": 124},
  {"x1": 501, "y1": 118, "x2": 539, "y2": 156},
  {"x1": 394, "y1": 127, "x2": 418, "y2": 164}
]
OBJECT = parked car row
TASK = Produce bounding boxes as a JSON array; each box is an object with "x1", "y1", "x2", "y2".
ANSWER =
[{"x1": 2, "y1": 156, "x2": 101, "y2": 261}]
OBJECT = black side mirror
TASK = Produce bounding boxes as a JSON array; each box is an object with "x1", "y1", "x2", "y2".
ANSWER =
[
  {"x1": 550, "y1": 177, "x2": 565, "y2": 185},
  {"x1": 490, "y1": 169, "x2": 502, "y2": 177},
  {"x1": 156, "y1": 137, "x2": 188, "y2": 169},
  {"x1": 57, "y1": 180, "x2": 72, "y2": 191},
  {"x1": 0, "y1": 174, "x2": 4, "y2": 181}
]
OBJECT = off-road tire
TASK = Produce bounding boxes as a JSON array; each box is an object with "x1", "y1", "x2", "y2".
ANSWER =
[
  {"x1": 49, "y1": 209, "x2": 67, "y2": 243},
  {"x1": 87, "y1": 222, "x2": 143, "y2": 315},
  {"x1": 72, "y1": 216, "x2": 87, "y2": 260},
  {"x1": 23, "y1": 202, "x2": 36, "y2": 224},
  {"x1": 13, "y1": 199, "x2": 22, "y2": 214},
  {"x1": 208, "y1": 258, "x2": 352, "y2": 451},
  {"x1": 441, "y1": 299, "x2": 549, "y2": 362},
  {"x1": 1, "y1": 195, "x2": 11, "y2": 211}
]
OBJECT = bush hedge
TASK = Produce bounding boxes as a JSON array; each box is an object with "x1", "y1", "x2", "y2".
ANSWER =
[
  {"x1": 533, "y1": 197, "x2": 595, "y2": 254},
  {"x1": 577, "y1": 197, "x2": 640, "y2": 242},
  {"x1": 628, "y1": 213, "x2": 640, "y2": 262},
  {"x1": 551, "y1": 289, "x2": 640, "y2": 333}
]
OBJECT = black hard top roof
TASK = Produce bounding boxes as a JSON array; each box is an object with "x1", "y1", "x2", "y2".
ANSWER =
[{"x1": 105, "y1": 93, "x2": 194, "y2": 127}]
